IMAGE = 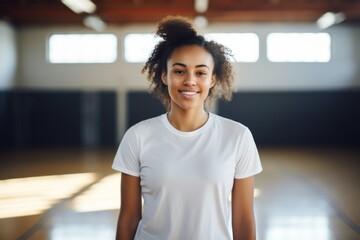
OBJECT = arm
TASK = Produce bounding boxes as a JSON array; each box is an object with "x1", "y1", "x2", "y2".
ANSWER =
[
  {"x1": 116, "y1": 173, "x2": 142, "y2": 240},
  {"x1": 232, "y1": 176, "x2": 256, "y2": 240}
]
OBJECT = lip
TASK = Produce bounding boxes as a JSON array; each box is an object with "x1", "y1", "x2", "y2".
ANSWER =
[
  {"x1": 179, "y1": 90, "x2": 199, "y2": 97},
  {"x1": 179, "y1": 90, "x2": 199, "y2": 98},
  {"x1": 180, "y1": 90, "x2": 198, "y2": 94}
]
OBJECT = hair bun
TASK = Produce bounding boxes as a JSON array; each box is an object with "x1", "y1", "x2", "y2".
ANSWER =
[{"x1": 156, "y1": 16, "x2": 197, "y2": 43}]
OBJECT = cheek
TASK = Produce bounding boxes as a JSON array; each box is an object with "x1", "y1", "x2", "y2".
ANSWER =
[
  {"x1": 205, "y1": 78, "x2": 216, "y2": 88},
  {"x1": 167, "y1": 81, "x2": 178, "y2": 95}
]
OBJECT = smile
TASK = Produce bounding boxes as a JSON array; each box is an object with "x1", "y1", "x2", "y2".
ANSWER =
[{"x1": 179, "y1": 91, "x2": 199, "y2": 96}]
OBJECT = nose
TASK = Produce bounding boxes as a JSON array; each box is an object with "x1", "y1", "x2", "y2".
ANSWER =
[{"x1": 183, "y1": 72, "x2": 196, "y2": 86}]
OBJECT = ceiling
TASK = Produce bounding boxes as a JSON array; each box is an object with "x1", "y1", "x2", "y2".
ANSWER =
[{"x1": 1, "y1": 0, "x2": 360, "y2": 27}]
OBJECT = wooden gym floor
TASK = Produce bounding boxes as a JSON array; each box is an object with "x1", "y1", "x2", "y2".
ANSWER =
[{"x1": 0, "y1": 147, "x2": 359, "y2": 240}]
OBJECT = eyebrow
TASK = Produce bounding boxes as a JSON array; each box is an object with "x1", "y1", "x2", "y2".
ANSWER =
[{"x1": 172, "y1": 63, "x2": 210, "y2": 69}]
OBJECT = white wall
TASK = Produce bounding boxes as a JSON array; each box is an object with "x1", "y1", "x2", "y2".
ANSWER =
[
  {"x1": 16, "y1": 22, "x2": 360, "y2": 91},
  {"x1": 0, "y1": 20, "x2": 17, "y2": 89},
  {"x1": 14, "y1": 22, "x2": 360, "y2": 138},
  {"x1": 16, "y1": 24, "x2": 154, "y2": 91},
  {"x1": 223, "y1": 23, "x2": 360, "y2": 91}
]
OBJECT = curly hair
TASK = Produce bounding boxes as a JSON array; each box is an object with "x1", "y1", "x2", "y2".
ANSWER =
[{"x1": 142, "y1": 15, "x2": 234, "y2": 109}]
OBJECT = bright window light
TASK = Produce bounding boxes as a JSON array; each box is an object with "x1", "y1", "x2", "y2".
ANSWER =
[
  {"x1": 124, "y1": 34, "x2": 161, "y2": 62},
  {"x1": 124, "y1": 33, "x2": 259, "y2": 63},
  {"x1": 206, "y1": 33, "x2": 259, "y2": 62},
  {"x1": 267, "y1": 33, "x2": 331, "y2": 62},
  {"x1": 48, "y1": 34, "x2": 117, "y2": 63},
  {"x1": 61, "y1": 0, "x2": 96, "y2": 14}
]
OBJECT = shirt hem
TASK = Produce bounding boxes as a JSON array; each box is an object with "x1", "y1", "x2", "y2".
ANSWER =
[
  {"x1": 234, "y1": 168, "x2": 263, "y2": 179},
  {"x1": 112, "y1": 166, "x2": 140, "y2": 177}
]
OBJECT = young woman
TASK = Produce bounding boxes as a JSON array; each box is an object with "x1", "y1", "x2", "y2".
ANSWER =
[{"x1": 113, "y1": 16, "x2": 263, "y2": 240}]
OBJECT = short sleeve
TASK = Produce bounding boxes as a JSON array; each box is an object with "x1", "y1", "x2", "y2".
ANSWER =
[
  {"x1": 112, "y1": 127, "x2": 141, "y2": 177},
  {"x1": 234, "y1": 128, "x2": 263, "y2": 179}
]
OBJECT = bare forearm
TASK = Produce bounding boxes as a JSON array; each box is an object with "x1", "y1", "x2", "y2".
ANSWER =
[
  {"x1": 232, "y1": 177, "x2": 257, "y2": 240},
  {"x1": 118, "y1": 173, "x2": 142, "y2": 240},
  {"x1": 233, "y1": 220, "x2": 256, "y2": 240},
  {"x1": 115, "y1": 216, "x2": 140, "y2": 240}
]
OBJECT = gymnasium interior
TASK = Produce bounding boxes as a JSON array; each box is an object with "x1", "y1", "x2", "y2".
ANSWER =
[{"x1": 0, "y1": 0, "x2": 359, "y2": 239}]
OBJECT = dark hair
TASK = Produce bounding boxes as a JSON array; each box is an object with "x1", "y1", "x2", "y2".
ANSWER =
[{"x1": 142, "y1": 16, "x2": 234, "y2": 109}]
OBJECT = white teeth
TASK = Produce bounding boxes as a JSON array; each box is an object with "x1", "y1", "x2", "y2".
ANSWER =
[{"x1": 181, "y1": 91, "x2": 197, "y2": 96}]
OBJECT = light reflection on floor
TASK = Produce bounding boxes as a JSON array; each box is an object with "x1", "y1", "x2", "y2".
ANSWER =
[
  {"x1": 0, "y1": 148, "x2": 359, "y2": 239},
  {"x1": 0, "y1": 173, "x2": 97, "y2": 219},
  {"x1": 50, "y1": 223, "x2": 116, "y2": 240},
  {"x1": 265, "y1": 215, "x2": 329, "y2": 240},
  {"x1": 71, "y1": 173, "x2": 120, "y2": 212},
  {"x1": 0, "y1": 173, "x2": 346, "y2": 240}
]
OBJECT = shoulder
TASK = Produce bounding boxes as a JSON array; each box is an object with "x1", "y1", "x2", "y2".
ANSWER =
[
  {"x1": 119, "y1": 114, "x2": 164, "y2": 148},
  {"x1": 127, "y1": 114, "x2": 165, "y2": 136},
  {"x1": 211, "y1": 113, "x2": 249, "y2": 134}
]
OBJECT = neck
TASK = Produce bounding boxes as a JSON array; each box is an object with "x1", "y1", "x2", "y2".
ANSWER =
[{"x1": 167, "y1": 108, "x2": 209, "y2": 132}]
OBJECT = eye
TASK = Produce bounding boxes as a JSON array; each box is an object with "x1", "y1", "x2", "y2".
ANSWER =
[
  {"x1": 196, "y1": 71, "x2": 207, "y2": 76},
  {"x1": 173, "y1": 69, "x2": 185, "y2": 75}
]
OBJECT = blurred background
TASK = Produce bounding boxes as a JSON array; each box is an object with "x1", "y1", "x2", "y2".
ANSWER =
[{"x1": 0, "y1": 0, "x2": 359, "y2": 239}]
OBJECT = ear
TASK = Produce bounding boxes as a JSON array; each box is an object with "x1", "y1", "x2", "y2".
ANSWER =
[
  {"x1": 161, "y1": 72, "x2": 167, "y2": 85},
  {"x1": 211, "y1": 75, "x2": 217, "y2": 88}
]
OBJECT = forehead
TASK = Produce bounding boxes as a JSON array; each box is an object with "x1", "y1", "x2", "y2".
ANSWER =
[{"x1": 168, "y1": 45, "x2": 214, "y2": 68}]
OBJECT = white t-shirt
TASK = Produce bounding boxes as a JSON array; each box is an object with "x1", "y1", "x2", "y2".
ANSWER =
[{"x1": 112, "y1": 113, "x2": 262, "y2": 240}]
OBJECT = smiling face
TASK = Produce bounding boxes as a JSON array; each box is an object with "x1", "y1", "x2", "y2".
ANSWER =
[{"x1": 162, "y1": 45, "x2": 216, "y2": 113}]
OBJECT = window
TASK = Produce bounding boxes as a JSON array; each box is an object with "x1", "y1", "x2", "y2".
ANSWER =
[
  {"x1": 267, "y1": 33, "x2": 331, "y2": 62},
  {"x1": 48, "y1": 34, "x2": 117, "y2": 63},
  {"x1": 205, "y1": 33, "x2": 259, "y2": 62},
  {"x1": 124, "y1": 34, "x2": 161, "y2": 62},
  {"x1": 124, "y1": 33, "x2": 259, "y2": 63}
]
